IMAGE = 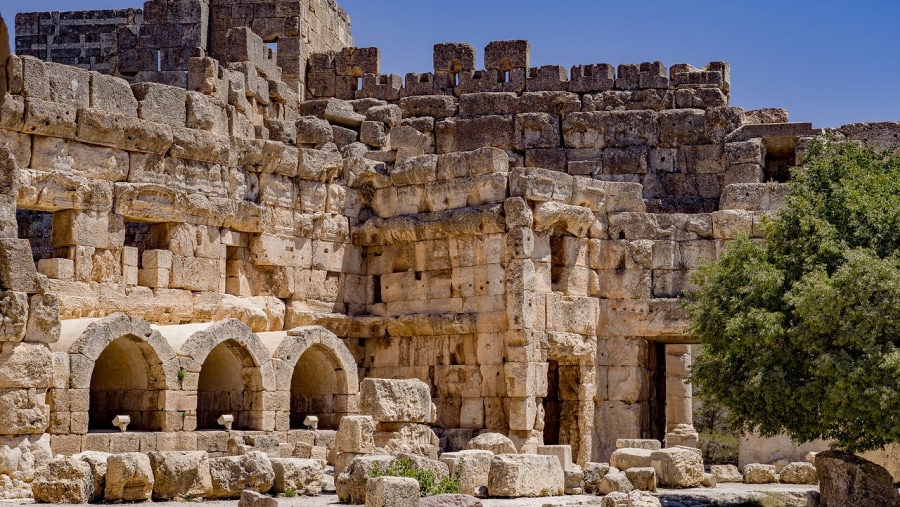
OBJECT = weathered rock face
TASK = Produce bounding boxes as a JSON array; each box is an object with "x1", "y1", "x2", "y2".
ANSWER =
[
  {"x1": 486, "y1": 454, "x2": 564, "y2": 498},
  {"x1": 817, "y1": 451, "x2": 900, "y2": 507},
  {"x1": 335, "y1": 415, "x2": 376, "y2": 454},
  {"x1": 466, "y1": 433, "x2": 517, "y2": 455},
  {"x1": 209, "y1": 451, "x2": 275, "y2": 499},
  {"x1": 600, "y1": 467, "x2": 634, "y2": 494},
  {"x1": 624, "y1": 467, "x2": 657, "y2": 491},
  {"x1": 360, "y1": 378, "x2": 435, "y2": 423},
  {"x1": 31, "y1": 457, "x2": 94, "y2": 504},
  {"x1": 105, "y1": 452, "x2": 154, "y2": 502},
  {"x1": 743, "y1": 463, "x2": 777, "y2": 484},
  {"x1": 270, "y1": 457, "x2": 323, "y2": 495},
  {"x1": 650, "y1": 447, "x2": 704, "y2": 488},
  {"x1": 148, "y1": 451, "x2": 213, "y2": 500},
  {"x1": 0, "y1": 434, "x2": 52, "y2": 499}
]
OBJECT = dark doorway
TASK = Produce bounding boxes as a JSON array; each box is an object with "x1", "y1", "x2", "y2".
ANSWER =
[
  {"x1": 543, "y1": 360, "x2": 562, "y2": 445},
  {"x1": 647, "y1": 343, "x2": 667, "y2": 441}
]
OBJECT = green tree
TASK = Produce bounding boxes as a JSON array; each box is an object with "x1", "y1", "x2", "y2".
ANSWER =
[{"x1": 686, "y1": 139, "x2": 900, "y2": 453}]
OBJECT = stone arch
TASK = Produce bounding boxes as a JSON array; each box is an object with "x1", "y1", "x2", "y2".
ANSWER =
[
  {"x1": 62, "y1": 314, "x2": 178, "y2": 432},
  {"x1": 273, "y1": 326, "x2": 359, "y2": 430},
  {"x1": 179, "y1": 319, "x2": 275, "y2": 431}
]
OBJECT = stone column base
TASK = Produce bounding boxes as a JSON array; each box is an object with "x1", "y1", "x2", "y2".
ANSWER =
[{"x1": 665, "y1": 424, "x2": 699, "y2": 448}]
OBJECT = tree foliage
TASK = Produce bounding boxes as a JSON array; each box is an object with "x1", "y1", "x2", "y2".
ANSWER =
[{"x1": 686, "y1": 139, "x2": 900, "y2": 453}]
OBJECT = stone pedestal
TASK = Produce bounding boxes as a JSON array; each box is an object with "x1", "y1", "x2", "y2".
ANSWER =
[{"x1": 665, "y1": 345, "x2": 698, "y2": 448}]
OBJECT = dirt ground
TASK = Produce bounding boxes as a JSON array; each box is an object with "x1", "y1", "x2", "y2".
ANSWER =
[{"x1": 0, "y1": 482, "x2": 817, "y2": 507}]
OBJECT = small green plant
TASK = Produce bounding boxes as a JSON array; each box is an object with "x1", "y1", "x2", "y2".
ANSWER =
[
  {"x1": 177, "y1": 368, "x2": 186, "y2": 385},
  {"x1": 283, "y1": 488, "x2": 296, "y2": 498},
  {"x1": 369, "y1": 458, "x2": 462, "y2": 497}
]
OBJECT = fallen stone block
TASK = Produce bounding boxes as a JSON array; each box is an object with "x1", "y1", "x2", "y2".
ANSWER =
[
  {"x1": 365, "y1": 476, "x2": 419, "y2": 507},
  {"x1": 710, "y1": 463, "x2": 743, "y2": 483},
  {"x1": 440, "y1": 449, "x2": 492, "y2": 497},
  {"x1": 148, "y1": 450, "x2": 213, "y2": 500},
  {"x1": 610, "y1": 448, "x2": 653, "y2": 471},
  {"x1": 209, "y1": 451, "x2": 275, "y2": 499},
  {"x1": 335, "y1": 454, "x2": 394, "y2": 505},
  {"x1": 486, "y1": 454, "x2": 564, "y2": 498},
  {"x1": 466, "y1": 433, "x2": 516, "y2": 455},
  {"x1": 779, "y1": 461, "x2": 818, "y2": 484},
  {"x1": 105, "y1": 452, "x2": 154, "y2": 502},
  {"x1": 600, "y1": 468, "x2": 634, "y2": 494},
  {"x1": 624, "y1": 466, "x2": 657, "y2": 491},
  {"x1": 32, "y1": 457, "x2": 94, "y2": 504},
  {"x1": 335, "y1": 415, "x2": 376, "y2": 454},
  {"x1": 743, "y1": 463, "x2": 777, "y2": 484},
  {"x1": 238, "y1": 489, "x2": 279, "y2": 507},
  {"x1": 270, "y1": 458, "x2": 323, "y2": 495},
  {"x1": 650, "y1": 447, "x2": 704, "y2": 488},
  {"x1": 73, "y1": 450, "x2": 110, "y2": 501},
  {"x1": 582, "y1": 462, "x2": 610, "y2": 495}
]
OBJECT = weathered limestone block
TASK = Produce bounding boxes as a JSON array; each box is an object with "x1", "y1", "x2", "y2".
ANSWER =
[
  {"x1": 779, "y1": 462, "x2": 817, "y2": 485},
  {"x1": 0, "y1": 388, "x2": 49, "y2": 434},
  {"x1": 336, "y1": 454, "x2": 395, "y2": 505},
  {"x1": 720, "y1": 183, "x2": 787, "y2": 212},
  {"x1": 515, "y1": 112, "x2": 560, "y2": 150},
  {"x1": 296, "y1": 116, "x2": 334, "y2": 144},
  {"x1": 131, "y1": 82, "x2": 187, "y2": 127},
  {"x1": 105, "y1": 452, "x2": 154, "y2": 502},
  {"x1": 392, "y1": 154, "x2": 437, "y2": 186},
  {"x1": 624, "y1": 467, "x2": 658, "y2": 491},
  {"x1": 583, "y1": 462, "x2": 610, "y2": 495},
  {"x1": 532, "y1": 202, "x2": 594, "y2": 237},
  {"x1": 419, "y1": 494, "x2": 482, "y2": 507},
  {"x1": 0, "y1": 342, "x2": 52, "y2": 388},
  {"x1": 400, "y1": 95, "x2": 458, "y2": 118},
  {"x1": 0, "y1": 291, "x2": 28, "y2": 342},
  {"x1": 617, "y1": 439, "x2": 662, "y2": 451},
  {"x1": 365, "y1": 476, "x2": 419, "y2": 507},
  {"x1": 23, "y1": 100, "x2": 76, "y2": 140},
  {"x1": 75, "y1": 108, "x2": 173, "y2": 154},
  {"x1": 599, "y1": 468, "x2": 634, "y2": 494},
  {"x1": 817, "y1": 451, "x2": 900, "y2": 507},
  {"x1": 32, "y1": 457, "x2": 94, "y2": 503},
  {"x1": 611, "y1": 448, "x2": 653, "y2": 471},
  {"x1": 440, "y1": 449, "x2": 493, "y2": 497},
  {"x1": 435, "y1": 115, "x2": 514, "y2": 153},
  {"x1": 335, "y1": 415, "x2": 376, "y2": 454},
  {"x1": 0, "y1": 239, "x2": 38, "y2": 293},
  {"x1": 375, "y1": 423, "x2": 440, "y2": 460},
  {"x1": 209, "y1": 452, "x2": 275, "y2": 498},
  {"x1": 710, "y1": 464, "x2": 743, "y2": 483},
  {"x1": 743, "y1": 463, "x2": 777, "y2": 484},
  {"x1": 466, "y1": 433, "x2": 516, "y2": 455},
  {"x1": 650, "y1": 447, "x2": 703, "y2": 488},
  {"x1": 270, "y1": 458, "x2": 323, "y2": 495},
  {"x1": 360, "y1": 378, "x2": 434, "y2": 423},
  {"x1": 148, "y1": 451, "x2": 213, "y2": 500},
  {"x1": 238, "y1": 490, "x2": 278, "y2": 507},
  {"x1": 487, "y1": 454, "x2": 564, "y2": 498},
  {"x1": 90, "y1": 72, "x2": 138, "y2": 117},
  {"x1": 72, "y1": 451, "x2": 110, "y2": 501},
  {"x1": 537, "y1": 445, "x2": 573, "y2": 471},
  {"x1": 601, "y1": 490, "x2": 662, "y2": 507}
]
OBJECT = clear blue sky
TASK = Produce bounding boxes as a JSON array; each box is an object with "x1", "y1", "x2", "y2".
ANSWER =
[{"x1": 5, "y1": 0, "x2": 900, "y2": 128}]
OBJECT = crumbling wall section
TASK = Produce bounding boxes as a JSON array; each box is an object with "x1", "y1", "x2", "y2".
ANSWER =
[{"x1": 14, "y1": 9, "x2": 143, "y2": 74}]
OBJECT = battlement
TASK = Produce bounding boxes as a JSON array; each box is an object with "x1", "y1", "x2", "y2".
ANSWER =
[{"x1": 306, "y1": 41, "x2": 730, "y2": 103}]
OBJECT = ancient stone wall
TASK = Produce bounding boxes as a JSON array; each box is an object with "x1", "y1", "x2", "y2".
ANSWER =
[
  {"x1": 14, "y1": 9, "x2": 142, "y2": 73},
  {"x1": 4, "y1": 0, "x2": 900, "y2": 475},
  {"x1": 16, "y1": 0, "x2": 352, "y2": 92}
]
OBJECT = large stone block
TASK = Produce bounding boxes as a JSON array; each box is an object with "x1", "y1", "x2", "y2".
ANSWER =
[
  {"x1": 0, "y1": 239, "x2": 38, "y2": 293},
  {"x1": 336, "y1": 454, "x2": 394, "y2": 504},
  {"x1": 466, "y1": 432, "x2": 516, "y2": 455},
  {"x1": 148, "y1": 451, "x2": 213, "y2": 500},
  {"x1": 0, "y1": 342, "x2": 52, "y2": 388},
  {"x1": 0, "y1": 388, "x2": 49, "y2": 434},
  {"x1": 650, "y1": 447, "x2": 703, "y2": 488},
  {"x1": 209, "y1": 452, "x2": 274, "y2": 499},
  {"x1": 335, "y1": 415, "x2": 375, "y2": 454},
  {"x1": 440, "y1": 449, "x2": 493, "y2": 497},
  {"x1": 32, "y1": 457, "x2": 94, "y2": 503},
  {"x1": 365, "y1": 476, "x2": 419, "y2": 507},
  {"x1": 817, "y1": 451, "x2": 900, "y2": 507},
  {"x1": 105, "y1": 452, "x2": 154, "y2": 502},
  {"x1": 270, "y1": 457, "x2": 323, "y2": 495},
  {"x1": 487, "y1": 454, "x2": 564, "y2": 498},
  {"x1": 360, "y1": 378, "x2": 434, "y2": 423}
]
